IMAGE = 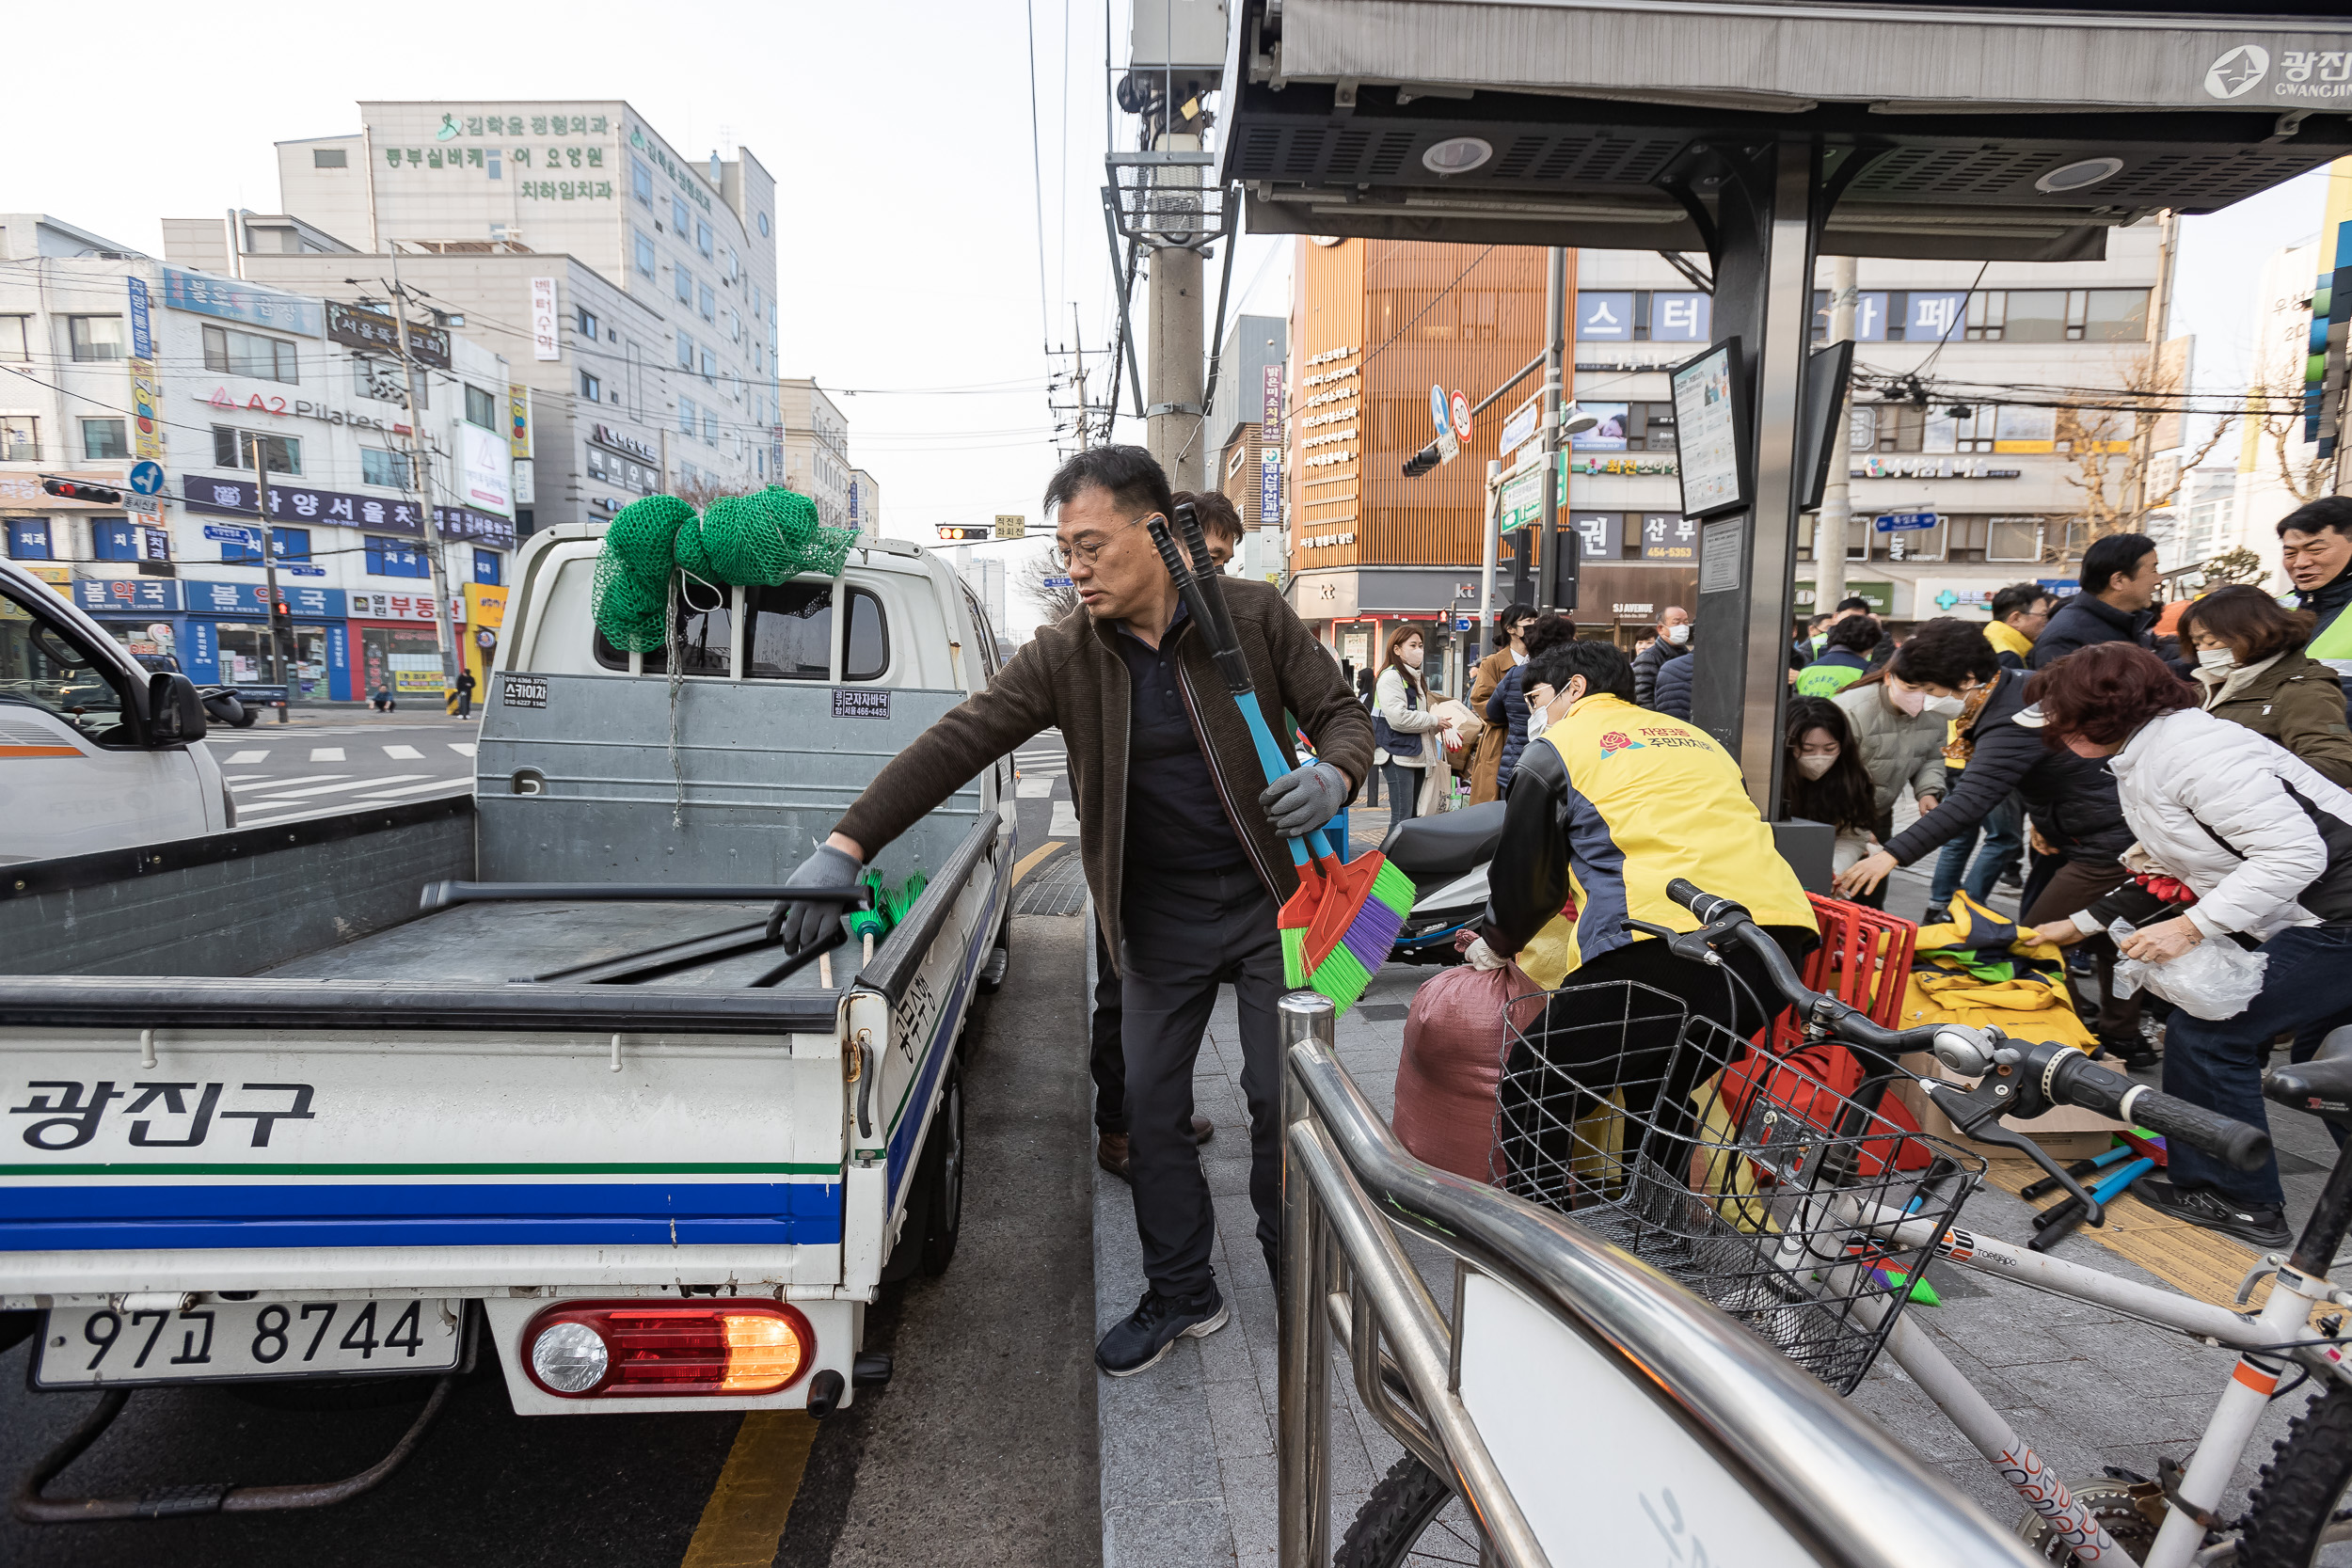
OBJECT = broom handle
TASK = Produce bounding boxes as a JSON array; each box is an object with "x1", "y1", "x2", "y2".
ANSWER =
[{"x1": 1145, "y1": 515, "x2": 1335, "y2": 867}]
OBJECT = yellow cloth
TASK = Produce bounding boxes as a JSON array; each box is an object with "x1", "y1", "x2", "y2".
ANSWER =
[
  {"x1": 1515, "y1": 693, "x2": 1816, "y2": 988},
  {"x1": 1985, "y1": 620, "x2": 2035, "y2": 665},
  {"x1": 1896, "y1": 965, "x2": 2098, "y2": 1051}
]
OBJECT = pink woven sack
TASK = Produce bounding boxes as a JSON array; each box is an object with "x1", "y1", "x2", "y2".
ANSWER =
[{"x1": 1392, "y1": 958, "x2": 1545, "y2": 1183}]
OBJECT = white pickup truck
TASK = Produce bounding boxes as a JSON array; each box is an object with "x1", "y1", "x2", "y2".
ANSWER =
[{"x1": 0, "y1": 522, "x2": 1013, "y2": 1521}]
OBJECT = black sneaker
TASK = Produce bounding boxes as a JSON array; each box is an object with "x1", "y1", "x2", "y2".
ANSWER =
[
  {"x1": 2094, "y1": 1034, "x2": 2161, "y2": 1073},
  {"x1": 1095, "y1": 1286, "x2": 1229, "y2": 1378},
  {"x1": 2139, "y1": 1180, "x2": 2291, "y2": 1250},
  {"x1": 1921, "y1": 904, "x2": 1951, "y2": 927},
  {"x1": 1999, "y1": 868, "x2": 2025, "y2": 891}
]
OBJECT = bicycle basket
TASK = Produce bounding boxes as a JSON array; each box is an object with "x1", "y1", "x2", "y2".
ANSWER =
[{"x1": 1490, "y1": 978, "x2": 1983, "y2": 1395}]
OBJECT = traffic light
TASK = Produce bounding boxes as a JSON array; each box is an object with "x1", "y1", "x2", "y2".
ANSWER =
[
  {"x1": 1400, "y1": 440, "x2": 1441, "y2": 479},
  {"x1": 937, "y1": 525, "x2": 991, "y2": 542},
  {"x1": 42, "y1": 478, "x2": 124, "y2": 505}
]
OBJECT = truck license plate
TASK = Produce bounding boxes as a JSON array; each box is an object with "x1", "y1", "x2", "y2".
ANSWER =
[{"x1": 33, "y1": 1299, "x2": 461, "y2": 1388}]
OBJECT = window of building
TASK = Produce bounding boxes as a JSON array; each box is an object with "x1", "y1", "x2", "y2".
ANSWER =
[
  {"x1": 464, "y1": 384, "x2": 498, "y2": 429},
  {"x1": 679, "y1": 395, "x2": 697, "y2": 436},
  {"x1": 8, "y1": 519, "x2": 53, "y2": 560},
  {"x1": 634, "y1": 230, "x2": 656, "y2": 277},
  {"x1": 675, "y1": 267, "x2": 693, "y2": 306},
  {"x1": 595, "y1": 582, "x2": 888, "y2": 680},
  {"x1": 672, "y1": 195, "x2": 690, "y2": 234},
  {"x1": 1, "y1": 417, "x2": 35, "y2": 461},
  {"x1": 1999, "y1": 290, "x2": 2069, "y2": 344},
  {"x1": 487, "y1": 150, "x2": 502, "y2": 181},
  {"x1": 580, "y1": 370, "x2": 602, "y2": 403},
  {"x1": 212, "y1": 426, "x2": 301, "y2": 476},
  {"x1": 0, "y1": 316, "x2": 26, "y2": 361},
  {"x1": 313, "y1": 147, "x2": 347, "y2": 168},
  {"x1": 1988, "y1": 517, "x2": 2043, "y2": 561},
  {"x1": 69, "y1": 316, "x2": 126, "y2": 362},
  {"x1": 703, "y1": 408, "x2": 719, "y2": 442},
  {"x1": 751, "y1": 284, "x2": 762, "y2": 318},
  {"x1": 91, "y1": 518, "x2": 140, "y2": 562},
  {"x1": 676, "y1": 333, "x2": 694, "y2": 371},
  {"x1": 361, "y1": 448, "x2": 408, "y2": 488},
  {"x1": 631, "y1": 156, "x2": 654, "y2": 205},
  {"x1": 2083, "y1": 290, "x2": 2150, "y2": 341},
  {"x1": 202, "y1": 324, "x2": 299, "y2": 384},
  {"x1": 578, "y1": 306, "x2": 599, "y2": 340},
  {"x1": 364, "y1": 535, "x2": 429, "y2": 578},
  {"x1": 80, "y1": 419, "x2": 128, "y2": 460},
  {"x1": 1923, "y1": 404, "x2": 1998, "y2": 454},
  {"x1": 695, "y1": 220, "x2": 713, "y2": 259},
  {"x1": 474, "y1": 548, "x2": 501, "y2": 585},
  {"x1": 699, "y1": 282, "x2": 715, "y2": 321},
  {"x1": 699, "y1": 347, "x2": 716, "y2": 380},
  {"x1": 758, "y1": 212, "x2": 771, "y2": 237}
]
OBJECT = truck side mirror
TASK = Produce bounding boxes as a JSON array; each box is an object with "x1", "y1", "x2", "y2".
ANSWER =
[{"x1": 144, "y1": 672, "x2": 209, "y2": 747}]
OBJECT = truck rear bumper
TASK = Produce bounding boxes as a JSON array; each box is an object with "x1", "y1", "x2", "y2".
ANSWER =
[{"x1": 1, "y1": 1242, "x2": 842, "y2": 1305}]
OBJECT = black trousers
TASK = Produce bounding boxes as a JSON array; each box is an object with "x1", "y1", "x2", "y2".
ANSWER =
[
  {"x1": 1089, "y1": 920, "x2": 1126, "y2": 1134},
  {"x1": 1496, "y1": 930, "x2": 1808, "y2": 1203},
  {"x1": 1119, "y1": 863, "x2": 1285, "y2": 1301}
]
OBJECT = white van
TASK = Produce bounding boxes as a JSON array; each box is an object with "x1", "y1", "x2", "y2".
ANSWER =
[{"x1": 0, "y1": 559, "x2": 227, "y2": 863}]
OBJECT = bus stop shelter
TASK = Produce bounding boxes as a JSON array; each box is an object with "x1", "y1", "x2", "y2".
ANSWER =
[{"x1": 1216, "y1": 0, "x2": 2352, "y2": 800}]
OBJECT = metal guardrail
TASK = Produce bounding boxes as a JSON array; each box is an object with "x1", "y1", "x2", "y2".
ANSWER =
[{"x1": 1274, "y1": 990, "x2": 2042, "y2": 1568}]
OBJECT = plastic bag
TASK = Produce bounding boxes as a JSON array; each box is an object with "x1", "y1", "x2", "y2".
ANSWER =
[
  {"x1": 2107, "y1": 918, "x2": 2268, "y2": 1022},
  {"x1": 1393, "y1": 953, "x2": 1547, "y2": 1182}
]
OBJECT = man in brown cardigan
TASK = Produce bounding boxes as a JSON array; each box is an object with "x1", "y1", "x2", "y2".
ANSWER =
[{"x1": 777, "y1": 446, "x2": 1375, "y2": 1379}]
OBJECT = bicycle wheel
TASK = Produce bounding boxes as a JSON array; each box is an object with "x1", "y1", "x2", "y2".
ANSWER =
[
  {"x1": 1336, "y1": 1453, "x2": 1487, "y2": 1568},
  {"x1": 2241, "y1": 1380, "x2": 2352, "y2": 1566}
]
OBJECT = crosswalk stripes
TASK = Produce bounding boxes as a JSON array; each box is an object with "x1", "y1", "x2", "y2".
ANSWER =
[
  {"x1": 383, "y1": 744, "x2": 423, "y2": 759},
  {"x1": 449, "y1": 741, "x2": 477, "y2": 756},
  {"x1": 240, "y1": 774, "x2": 431, "y2": 805},
  {"x1": 309, "y1": 747, "x2": 346, "y2": 762},
  {"x1": 224, "y1": 750, "x2": 270, "y2": 765}
]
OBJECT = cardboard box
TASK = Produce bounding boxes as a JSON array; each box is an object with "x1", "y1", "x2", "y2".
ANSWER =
[{"x1": 1892, "y1": 1052, "x2": 2128, "y2": 1162}]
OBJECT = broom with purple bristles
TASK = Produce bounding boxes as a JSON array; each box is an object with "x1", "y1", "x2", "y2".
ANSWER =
[{"x1": 1145, "y1": 511, "x2": 1414, "y2": 1018}]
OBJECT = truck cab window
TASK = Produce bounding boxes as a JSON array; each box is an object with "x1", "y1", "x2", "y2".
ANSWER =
[
  {"x1": 595, "y1": 581, "x2": 887, "y2": 680},
  {"x1": 0, "y1": 588, "x2": 132, "y2": 745}
]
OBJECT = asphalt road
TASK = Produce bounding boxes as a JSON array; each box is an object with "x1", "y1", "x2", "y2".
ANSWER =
[
  {"x1": 0, "y1": 732, "x2": 1101, "y2": 1568},
  {"x1": 202, "y1": 721, "x2": 480, "y2": 827}
]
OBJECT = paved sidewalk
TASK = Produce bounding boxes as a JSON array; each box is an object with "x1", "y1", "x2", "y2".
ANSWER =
[{"x1": 1088, "y1": 797, "x2": 2347, "y2": 1560}]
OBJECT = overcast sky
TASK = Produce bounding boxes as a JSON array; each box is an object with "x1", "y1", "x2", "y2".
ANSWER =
[
  {"x1": 13, "y1": 2, "x2": 2332, "y2": 621},
  {"x1": 10, "y1": 0, "x2": 1292, "y2": 628}
]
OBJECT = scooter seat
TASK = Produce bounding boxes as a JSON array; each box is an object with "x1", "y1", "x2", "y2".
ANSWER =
[
  {"x1": 2265, "y1": 1025, "x2": 2352, "y2": 1119},
  {"x1": 1379, "y1": 802, "x2": 1506, "y2": 881}
]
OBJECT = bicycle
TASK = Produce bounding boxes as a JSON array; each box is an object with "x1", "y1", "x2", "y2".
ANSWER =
[{"x1": 1346, "y1": 879, "x2": 2352, "y2": 1568}]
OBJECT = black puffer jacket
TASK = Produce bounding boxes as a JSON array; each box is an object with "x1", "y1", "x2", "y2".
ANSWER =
[
  {"x1": 1880, "y1": 666, "x2": 2131, "y2": 868},
  {"x1": 1632, "y1": 639, "x2": 1687, "y2": 708},
  {"x1": 2029, "y1": 593, "x2": 2153, "y2": 669},
  {"x1": 1485, "y1": 664, "x2": 1533, "y2": 793}
]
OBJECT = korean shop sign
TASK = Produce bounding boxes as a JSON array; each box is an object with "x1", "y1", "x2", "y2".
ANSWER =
[
  {"x1": 326, "y1": 302, "x2": 450, "y2": 370},
  {"x1": 162, "y1": 268, "x2": 323, "y2": 338},
  {"x1": 182, "y1": 474, "x2": 428, "y2": 537}
]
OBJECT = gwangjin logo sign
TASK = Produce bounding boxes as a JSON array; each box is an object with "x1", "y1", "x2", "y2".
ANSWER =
[{"x1": 2204, "y1": 44, "x2": 2270, "y2": 100}]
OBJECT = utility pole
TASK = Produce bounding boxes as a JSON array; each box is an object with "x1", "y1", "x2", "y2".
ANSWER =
[
  {"x1": 1145, "y1": 106, "x2": 1206, "y2": 489},
  {"x1": 249, "y1": 440, "x2": 290, "y2": 723},
  {"x1": 1073, "y1": 303, "x2": 1090, "y2": 450},
  {"x1": 1816, "y1": 254, "x2": 1858, "y2": 612},
  {"x1": 387, "y1": 247, "x2": 459, "y2": 696},
  {"x1": 1535, "y1": 247, "x2": 1566, "y2": 610}
]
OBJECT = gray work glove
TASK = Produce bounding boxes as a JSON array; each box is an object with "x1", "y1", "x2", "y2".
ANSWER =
[
  {"x1": 779, "y1": 843, "x2": 862, "y2": 955},
  {"x1": 1259, "y1": 760, "x2": 1349, "y2": 838}
]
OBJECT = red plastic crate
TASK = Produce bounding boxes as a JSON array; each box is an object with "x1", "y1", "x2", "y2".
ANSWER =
[{"x1": 1765, "y1": 894, "x2": 1916, "y2": 1054}]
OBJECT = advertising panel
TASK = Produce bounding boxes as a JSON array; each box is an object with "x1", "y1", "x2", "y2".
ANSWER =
[
  {"x1": 460, "y1": 424, "x2": 514, "y2": 514},
  {"x1": 162, "y1": 268, "x2": 323, "y2": 337},
  {"x1": 530, "y1": 277, "x2": 561, "y2": 360}
]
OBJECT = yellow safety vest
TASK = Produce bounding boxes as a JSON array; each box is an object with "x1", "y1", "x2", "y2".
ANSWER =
[{"x1": 1514, "y1": 694, "x2": 1817, "y2": 989}]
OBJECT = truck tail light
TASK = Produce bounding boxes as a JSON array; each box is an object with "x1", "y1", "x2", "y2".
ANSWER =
[{"x1": 522, "y1": 1301, "x2": 815, "y2": 1398}]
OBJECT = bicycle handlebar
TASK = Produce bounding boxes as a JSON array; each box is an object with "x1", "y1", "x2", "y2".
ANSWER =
[{"x1": 1658, "y1": 879, "x2": 2272, "y2": 1173}]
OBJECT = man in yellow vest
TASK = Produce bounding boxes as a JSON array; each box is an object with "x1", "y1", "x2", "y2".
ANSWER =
[{"x1": 1465, "y1": 639, "x2": 1817, "y2": 1196}]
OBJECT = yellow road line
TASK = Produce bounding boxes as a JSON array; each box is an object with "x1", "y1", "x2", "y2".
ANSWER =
[
  {"x1": 678, "y1": 1411, "x2": 821, "y2": 1568},
  {"x1": 1010, "y1": 840, "x2": 1067, "y2": 885}
]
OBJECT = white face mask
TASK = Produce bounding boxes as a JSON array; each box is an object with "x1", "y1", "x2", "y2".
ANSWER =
[
  {"x1": 1921, "y1": 694, "x2": 1966, "y2": 720},
  {"x1": 2196, "y1": 647, "x2": 2236, "y2": 673},
  {"x1": 1663, "y1": 624, "x2": 1690, "y2": 645},
  {"x1": 1796, "y1": 752, "x2": 1837, "y2": 780}
]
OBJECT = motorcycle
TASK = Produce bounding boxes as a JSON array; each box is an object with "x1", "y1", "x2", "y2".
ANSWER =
[{"x1": 1379, "y1": 801, "x2": 1504, "y2": 963}]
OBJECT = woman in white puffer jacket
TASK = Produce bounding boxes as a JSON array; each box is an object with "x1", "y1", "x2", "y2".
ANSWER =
[{"x1": 2024, "y1": 644, "x2": 2352, "y2": 1248}]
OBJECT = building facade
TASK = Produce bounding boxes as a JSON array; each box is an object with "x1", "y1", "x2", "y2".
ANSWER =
[
  {"x1": 2, "y1": 218, "x2": 516, "y2": 704},
  {"x1": 848, "y1": 467, "x2": 882, "y2": 535},
  {"x1": 1283, "y1": 223, "x2": 2173, "y2": 668},
  {"x1": 164, "y1": 101, "x2": 782, "y2": 537},
  {"x1": 780, "y1": 379, "x2": 850, "y2": 530}
]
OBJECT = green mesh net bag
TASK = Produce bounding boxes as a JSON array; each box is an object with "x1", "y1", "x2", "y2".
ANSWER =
[{"x1": 592, "y1": 486, "x2": 860, "y2": 652}]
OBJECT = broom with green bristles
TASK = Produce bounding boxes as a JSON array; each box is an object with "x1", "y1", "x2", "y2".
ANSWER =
[{"x1": 1145, "y1": 510, "x2": 1414, "y2": 1018}]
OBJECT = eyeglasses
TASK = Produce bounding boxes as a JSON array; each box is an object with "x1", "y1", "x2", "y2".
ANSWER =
[{"x1": 1049, "y1": 514, "x2": 1153, "y2": 574}]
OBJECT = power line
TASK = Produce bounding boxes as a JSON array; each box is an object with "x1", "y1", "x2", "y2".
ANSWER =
[{"x1": 1025, "y1": 0, "x2": 1054, "y2": 354}]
